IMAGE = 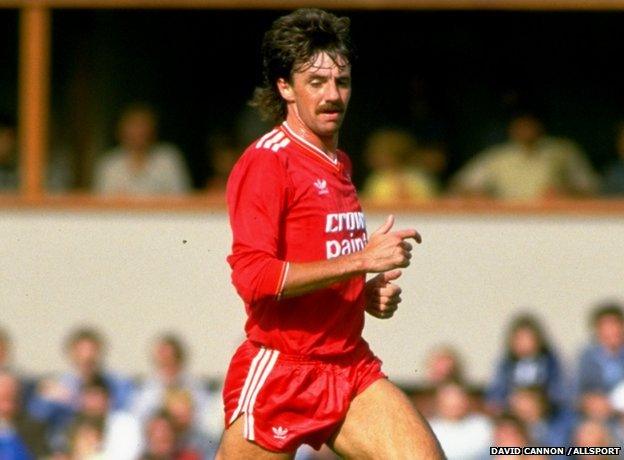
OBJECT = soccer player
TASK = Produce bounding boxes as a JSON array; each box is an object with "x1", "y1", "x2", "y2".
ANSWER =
[{"x1": 217, "y1": 8, "x2": 445, "y2": 459}]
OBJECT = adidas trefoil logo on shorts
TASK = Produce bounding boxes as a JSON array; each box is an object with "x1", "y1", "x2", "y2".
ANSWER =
[
  {"x1": 272, "y1": 426, "x2": 289, "y2": 439},
  {"x1": 314, "y1": 178, "x2": 329, "y2": 195}
]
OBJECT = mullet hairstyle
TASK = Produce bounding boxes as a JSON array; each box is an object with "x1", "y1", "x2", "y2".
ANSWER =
[{"x1": 250, "y1": 8, "x2": 355, "y2": 125}]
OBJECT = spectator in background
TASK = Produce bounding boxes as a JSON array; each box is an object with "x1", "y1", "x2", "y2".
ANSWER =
[
  {"x1": 0, "y1": 327, "x2": 37, "y2": 412},
  {"x1": 94, "y1": 104, "x2": 190, "y2": 195},
  {"x1": 425, "y1": 345, "x2": 465, "y2": 387},
  {"x1": 416, "y1": 141, "x2": 447, "y2": 184},
  {"x1": 602, "y1": 122, "x2": 624, "y2": 196},
  {"x1": 0, "y1": 326, "x2": 11, "y2": 372},
  {"x1": 413, "y1": 345, "x2": 466, "y2": 418},
  {"x1": 451, "y1": 112, "x2": 598, "y2": 200},
  {"x1": 577, "y1": 302, "x2": 624, "y2": 422},
  {"x1": 0, "y1": 371, "x2": 49, "y2": 459},
  {"x1": 361, "y1": 128, "x2": 440, "y2": 204},
  {"x1": 428, "y1": 381, "x2": 492, "y2": 459},
  {"x1": 508, "y1": 386, "x2": 574, "y2": 447},
  {"x1": 141, "y1": 411, "x2": 200, "y2": 460},
  {"x1": 233, "y1": 104, "x2": 273, "y2": 151},
  {"x1": 28, "y1": 327, "x2": 135, "y2": 445},
  {"x1": 66, "y1": 416, "x2": 106, "y2": 460},
  {"x1": 163, "y1": 389, "x2": 217, "y2": 459},
  {"x1": 608, "y1": 383, "x2": 624, "y2": 447},
  {"x1": 489, "y1": 414, "x2": 546, "y2": 460},
  {"x1": 67, "y1": 375, "x2": 142, "y2": 460},
  {"x1": 132, "y1": 334, "x2": 222, "y2": 444},
  {"x1": 572, "y1": 419, "x2": 615, "y2": 460},
  {"x1": 0, "y1": 114, "x2": 18, "y2": 191},
  {"x1": 204, "y1": 130, "x2": 239, "y2": 195},
  {"x1": 486, "y1": 313, "x2": 567, "y2": 415}
]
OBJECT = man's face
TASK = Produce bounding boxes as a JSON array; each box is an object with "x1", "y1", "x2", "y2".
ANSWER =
[
  {"x1": 0, "y1": 374, "x2": 19, "y2": 420},
  {"x1": 147, "y1": 417, "x2": 176, "y2": 456},
  {"x1": 118, "y1": 111, "x2": 156, "y2": 152},
  {"x1": 435, "y1": 384, "x2": 470, "y2": 421},
  {"x1": 596, "y1": 314, "x2": 624, "y2": 350},
  {"x1": 153, "y1": 341, "x2": 180, "y2": 370},
  {"x1": 511, "y1": 327, "x2": 539, "y2": 358},
  {"x1": 494, "y1": 421, "x2": 528, "y2": 448},
  {"x1": 509, "y1": 389, "x2": 544, "y2": 423},
  {"x1": 70, "y1": 339, "x2": 101, "y2": 376},
  {"x1": 80, "y1": 387, "x2": 109, "y2": 418},
  {"x1": 166, "y1": 395, "x2": 194, "y2": 429},
  {"x1": 279, "y1": 52, "x2": 351, "y2": 139},
  {"x1": 574, "y1": 420, "x2": 610, "y2": 447},
  {"x1": 509, "y1": 116, "x2": 543, "y2": 146}
]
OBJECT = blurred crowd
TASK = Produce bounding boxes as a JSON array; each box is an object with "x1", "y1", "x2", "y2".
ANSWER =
[
  {"x1": 2, "y1": 299, "x2": 624, "y2": 459},
  {"x1": 0, "y1": 330, "x2": 222, "y2": 460},
  {"x1": 2, "y1": 104, "x2": 624, "y2": 200}
]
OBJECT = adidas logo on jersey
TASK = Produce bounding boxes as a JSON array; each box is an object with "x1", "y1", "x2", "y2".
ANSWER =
[
  {"x1": 314, "y1": 178, "x2": 329, "y2": 195},
  {"x1": 272, "y1": 426, "x2": 288, "y2": 439},
  {"x1": 255, "y1": 129, "x2": 290, "y2": 152}
]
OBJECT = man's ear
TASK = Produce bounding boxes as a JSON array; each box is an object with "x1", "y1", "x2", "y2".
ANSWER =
[{"x1": 277, "y1": 78, "x2": 295, "y2": 103}]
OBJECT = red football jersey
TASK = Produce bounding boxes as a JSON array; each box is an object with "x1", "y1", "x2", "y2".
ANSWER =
[{"x1": 226, "y1": 122, "x2": 369, "y2": 357}]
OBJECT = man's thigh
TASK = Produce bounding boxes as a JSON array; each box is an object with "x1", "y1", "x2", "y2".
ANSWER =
[
  {"x1": 327, "y1": 379, "x2": 445, "y2": 460},
  {"x1": 216, "y1": 417, "x2": 295, "y2": 460}
]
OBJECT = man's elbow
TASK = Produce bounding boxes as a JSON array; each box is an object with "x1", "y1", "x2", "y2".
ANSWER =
[{"x1": 231, "y1": 269, "x2": 281, "y2": 305}]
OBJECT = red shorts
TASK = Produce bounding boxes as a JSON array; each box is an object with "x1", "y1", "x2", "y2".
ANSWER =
[{"x1": 222, "y1": 340, "x2": 386, "y2": 452}]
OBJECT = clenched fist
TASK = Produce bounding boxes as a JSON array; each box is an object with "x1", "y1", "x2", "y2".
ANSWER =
[{"x1": 365, "y1": 269, "x2": 403, "y2": 319}]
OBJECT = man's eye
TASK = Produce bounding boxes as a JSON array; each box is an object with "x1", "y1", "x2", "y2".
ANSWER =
[
  {"x1": 337, "y1": 79, "x2": 351, "y2": 87},
  {"x1": 310, "y1": 80, "x2": 322, "y2": 87}
]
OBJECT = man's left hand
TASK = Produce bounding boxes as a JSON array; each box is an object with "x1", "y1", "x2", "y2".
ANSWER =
[{"x1": 364, "y1": 270, "x2": 402, "y2": 319}]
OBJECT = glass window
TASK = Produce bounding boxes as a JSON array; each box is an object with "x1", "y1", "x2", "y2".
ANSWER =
[
  {"x1": 0, "y1": 9, "x2": 19, "y2": 194},
  {"x1": 47, "y1": 9, "x2": 624, "y2": 199}
]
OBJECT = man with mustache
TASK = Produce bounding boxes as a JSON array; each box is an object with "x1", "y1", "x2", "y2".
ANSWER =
[{"x1": 217, "y1": 9, "x2": 444, "y2": 460}]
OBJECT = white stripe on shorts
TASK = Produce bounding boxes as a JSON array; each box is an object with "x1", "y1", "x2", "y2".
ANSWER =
[
  {"x1": 246, "y1": 349, "x2": 280, "y2": 441},
  {"x1": 239, "y1": 350, "x2": 273, "y2": 428},
  {"x1": 229, "y1": 348, "x2": 266, "y2": 424}
]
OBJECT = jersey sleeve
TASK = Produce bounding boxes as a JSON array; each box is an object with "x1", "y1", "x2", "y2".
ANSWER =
[{"x1": 226, "y1": 147, "x2": 290, "y2": 305}]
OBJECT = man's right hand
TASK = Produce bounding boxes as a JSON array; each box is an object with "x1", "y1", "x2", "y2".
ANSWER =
[
  {"x1": 360, "y1": 215, "x2": 421, "y2": 273},
  {"x1": 280, "y1": 215, "x2": 421, "y2": 298}
]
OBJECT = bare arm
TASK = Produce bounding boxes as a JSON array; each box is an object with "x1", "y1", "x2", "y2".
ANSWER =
[{"x1": 281, "y1": 215, "x2": 420, "y2": 298}]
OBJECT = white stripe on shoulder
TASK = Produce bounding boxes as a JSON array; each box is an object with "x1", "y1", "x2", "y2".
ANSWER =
[
  {"x1": 271, "y1": 138, "x2": 290, "y2": 152},
  {"x1": 262, "y1": 131, "x2": 285, "y2": 149},
  {"x1": 246, "y1": 350, "x2": 280, "y2": 441},
  {"x1": 255, "y1": 129, "x2": 279, "y2": 149},
  {"x1": 229, "y1": 348, "x2": 266, "y2": 424}
]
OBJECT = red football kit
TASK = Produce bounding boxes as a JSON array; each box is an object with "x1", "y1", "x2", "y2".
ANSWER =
[{"x1": 223, "y1": 122, "x2": 385, "y2": 452}]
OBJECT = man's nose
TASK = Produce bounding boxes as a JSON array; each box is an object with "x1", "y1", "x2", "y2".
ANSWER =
[{"x1": 325, "y1": 80, "x2": 341, "y2": 101}]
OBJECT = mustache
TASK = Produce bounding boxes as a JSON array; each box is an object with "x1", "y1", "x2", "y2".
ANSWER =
[{"x1": 316, "y1": 103, "x2": 345, "y2": 114}]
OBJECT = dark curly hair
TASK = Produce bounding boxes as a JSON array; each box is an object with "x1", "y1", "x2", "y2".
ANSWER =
[{"x1": 250, "y1": 9, "x2": 354, "y2": 125}]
